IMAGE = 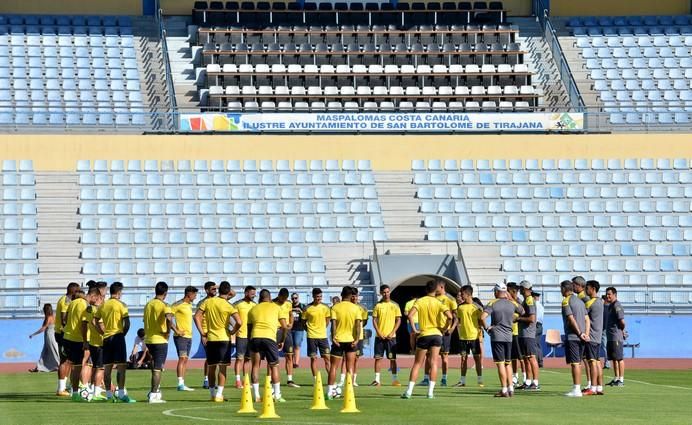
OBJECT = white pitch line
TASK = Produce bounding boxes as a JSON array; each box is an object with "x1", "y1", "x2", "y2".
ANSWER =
[
  {"x1": 162, "y1": 406, "x2": 359, "y2": 425},
  {"x1": 542, "y1": 370, "x2": 692, "y2": 391}
]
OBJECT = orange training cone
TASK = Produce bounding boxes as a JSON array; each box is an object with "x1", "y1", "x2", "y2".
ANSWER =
[
  {"x1": 237, "y1": 374, "x2": 257, "y2": 414},
  {"x1": 310, "y1": 371, "x2": 329, "y2": 410},
  {"x1": 340, "y1": 372, "x2": 360, "y2": 413},
  {"x1": 258, "y1": 376, "x2": 280, "y2": 419}
]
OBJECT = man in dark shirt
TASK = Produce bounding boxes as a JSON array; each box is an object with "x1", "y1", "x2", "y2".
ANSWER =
[
  {"x1": 560, "y1": 280, "x2": 588, "y2": 397},
  {"x1": 583, "y1": 280, "x2": 604, "y2": 396},
  {"x1": 290, "y1": 293, "x2": 306, "y2": 369},
  {"x1": 605, "y1": 287, "x2": 627, "y2": 387}
]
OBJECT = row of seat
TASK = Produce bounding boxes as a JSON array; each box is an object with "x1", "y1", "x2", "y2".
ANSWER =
[
  {"x1": 0, "y1": 247, "x2": 37, "y2": 260},
  {"x1": 0, "y1": 217, "x2": 37, "y2": 230},
  {"x1": 204, "y1": 62, "x2": 530, "y2": 75},
  {"x1": 83, "y1": 244, "x2": 323, "y2": 260},
  {"x1": 591, "y1": 68, "x2": 692, "y2": 81},
  {"x1": 79, "y1": 200, "x2": 383, "y2": 215},
  {"x1": 501, "y1": 243, "x2": 690, "y2": 257},
  {"x1": 210, "y1": 84, "x2": 537, "y2": 97},
  {"x1": 80, "y1": 229, "x2": 388, "y2": 244},
  {"x1": 417, "y1": 183, "x2": 692, "y2": 199},
  {"x1": 2, "y1": 263, "x2": 38, "y2": 275},
  {"x1": 76, "y1": 159, "x2": 373, "y2": 172},
  {"x1": 417, "y1": 199, "x2": 691, "y2": 215},
  {"x1": 503, "y1": 258, "x2": 691, "y2": 273},
  {"x1": 608, "y1": 112, "x2": 691, "y2": 125},
  {"x1": 201, "y1": 41, "x2": 523, "y2": 54},
  {"x1": 575, "y1": 36, "x2": 692, "y2": 48},
  {"x1": 0, "y1": 15, "x2": 131, "y2": 27},
  {"x1": 0, "y1": 279, "x2": 38, "y2": 289},
  {"x1": 411, "y1": 158, "x2": 691, "y2": 170},
  {"x1": 582, "y1": 47, "x2": 691, "y2": 59},
  {"x1": 80, "y1": 186, "x2": 380, "y2": 200},
  {"x1": 414, "y1": 171, "x2": 691, "y2": 185},
  {"x1": 572, "y1": 26, "x2": 692, "y2": 37},
  {"x1": 82, "y1": 259, "x2": 327, "y2": 275},
  {"x1": 79, "y1": 172, "x2": 376, "y2": 186},
  {"x1": 220, "y1": 99, "x2": 533, "y2": 112},
  {"x1": 1, "y1": 87, "x2": 142, "y2": 100},
  {"x1": 1, "y1": 34, "x2": 135, "y2": 47},
  {"x1": 426, "y1": 214, "x2": 692, "y2": 229},
  {"x1": 1, "y1": 46, "x2": 137, "y2": 59},
  {"x1": 427, "y1": 228, "x2": 692, "y2": 243},
  {"x1": 585, "y1": 57, "x2": 692, "y2": 69},
  {"x1": 567, "y1": 15, "x2": 692, "y2": 27}
]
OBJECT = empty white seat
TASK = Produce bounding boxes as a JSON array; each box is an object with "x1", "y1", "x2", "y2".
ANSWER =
[
  {"x1": 432, "y1": 64, "x2": 448, "y2": 73},
  {"x1": 335, "y1": 64, "x2": 349, "y2": 73},
  {"x1": 352, "y1": 64, "x2": 367, "y2": 73},
  {"x1": 340, "y1": 86, "x2": 356, "y2": 96},
  {"x1": 422, "y1": 86, "x2": 437, "y2": 96},
  {"x1": 304, "y1": 64, "x2": 319, "y2": 73},
  {"x1": 368, "y1": 64, "x2": 383, "y2": 74},
  {"x1": 206, "y1": 63, "x2": 221, "y2": 73},
  {"x1": 384, "y1": 64, "x2": 399, "y2": 74},
  {"x1": 321, "y1": 64, "x2": 336, "y2": 74},
  {"x1": 271, "y1": 64, "x2": 286, "y2": 73}
]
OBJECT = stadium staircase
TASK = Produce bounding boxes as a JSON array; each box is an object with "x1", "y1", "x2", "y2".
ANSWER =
[{"x1": 163, "y1": 16, "x2": 200, "y2": 109}]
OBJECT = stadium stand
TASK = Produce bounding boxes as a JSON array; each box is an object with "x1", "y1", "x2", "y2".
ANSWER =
[
  {"x1": 76, "y1": 159, "x2": 386, "y2": 308},
  {"x1": 0, "y1": 160, "x2": 39, "y2": 311},
  {"x1": 558, "y1": 15, "x2": 692, "y2": 128}
]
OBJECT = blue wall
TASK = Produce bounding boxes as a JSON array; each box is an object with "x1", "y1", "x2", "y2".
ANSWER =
[{"x1": 4, "y1": 315, "x2": 691, "y2": 363}]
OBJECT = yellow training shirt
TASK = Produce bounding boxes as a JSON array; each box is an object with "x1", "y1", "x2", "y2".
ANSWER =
[
  {"x1": 197, "y1": 296, "x2": 213, "y2": 333},
  {"x1": 233, "y1": 300, "x2": 256, "y2": 339},
  {"x1": 456, "y1": 303, "x2": 482, "y2": 340},
  {"x1": 199, "y1": 297, "x2": 237, "y2": 342},
  {"x1": 276, "y1": 300, "x2": 292, "y2": 328},
  {"x1": 414, "y1": 295, "x2": 450, "y2": 337},
  {"x1": 143, "y1": 298, "x2": 173, "y2": 344},
  {"x1": 372, "y1": 300, "x2": 401, "y2": 336},
  {"x1": 511, "y1": 299, "x2": 520, "y2": 336},
  {"x1": 404, "y1": 298, "x2": 418, "y2": 324},
  {"x1": 330, "y1": 301, "x2": 362, "y2": 343},
  {"x1": 248, "y1": 302, "x2": 282, "y2": 341},
  {"x1": 358, "y1": 304, "x2": 368, "y2": 340},
  {"x1": 55, "y1": 295, "x2": 69, "y2": 334},
  {"x1": 82, "y1": 305, "x2": 104, "y2": 347},
  {"x1": 302, "y1": 303, "x2": 331, "y2": 339},
  {"x1": 64, "y1": 297, "x2": 88, "y2": 343},
  {"x1": 95, "y1": 298, "x2": 129, "y2": 339},
  {"x1": 171, "y1": 300, "x2": 194, "y2": 338}
]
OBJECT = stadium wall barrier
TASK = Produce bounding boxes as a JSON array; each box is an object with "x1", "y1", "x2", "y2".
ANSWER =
[
  {"x1": 549, "y1": 0, "x2": 690, "y2": 16},
  {"x1": 1, "y1": 134, "x2": 691, "y2": 171},
  {"x1": 0, "y1": 0, "x2": 146, "y2": 15},
  {"x1": 2, "y1": 315, "x2": 691, "y2": 362}
]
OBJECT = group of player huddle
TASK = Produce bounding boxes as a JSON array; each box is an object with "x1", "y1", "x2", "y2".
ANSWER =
[{"x1": 49, "y1": 274, "x2": 626, "y2": 403}]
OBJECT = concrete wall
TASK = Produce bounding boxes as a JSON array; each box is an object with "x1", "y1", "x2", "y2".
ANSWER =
[
  {"x1": 1, "y1": 134, "x2": 692, "y2": 171},
  {"x1": 0, "y1": 0, "x2": 143, "y2": 15}
]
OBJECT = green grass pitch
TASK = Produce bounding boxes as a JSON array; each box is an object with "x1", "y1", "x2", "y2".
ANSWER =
[{"x1": 2, "y1": 367, "x2": 691, "y2": 424}]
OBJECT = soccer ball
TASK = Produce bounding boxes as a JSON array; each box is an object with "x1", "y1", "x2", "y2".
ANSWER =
[{"x1": 80, "y1": 387, "x2": 93, "y2": 402}]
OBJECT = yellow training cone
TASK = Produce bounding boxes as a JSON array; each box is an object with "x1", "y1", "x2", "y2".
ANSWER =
[
  {"x1": 237, "y1": 374, "x2": 257, "y2": 414},
  {"x1": 340, "y1": 372, "x2": 360, "y2": 413},
  {"x1": 310, "y1": 371, "x2": 329, "y2": 410},
  {"x1": 258, "y1": 376, "x2": 280, "y2": 419}
]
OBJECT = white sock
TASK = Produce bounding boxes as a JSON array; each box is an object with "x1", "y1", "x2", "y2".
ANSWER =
[
  {"x1": 591, "y1": 384, "x2": 597, "y2": 391},
  {"x1": 501, "y1": 386, "x2": 508, "y2": 393},
  {"x1": 375, "y1": 372, "x2": 381, "y2": 383},
  {"x1": 327, "y1": 384, "x2": 334, "y2": 394},
  {"x1": 58, "y1": 378, "x2": 66, "y2": 392},
  {"x1": 513, "y1": 373, "x2": 518, "y2": 380},
  {"x1": 525, "y1": 378, "x2": 531, "y2": 385},
  {"x1": 428, "y1": 381, "x2": 436, "y2": 397},
  {"x1": 406, "y1": 381, "x2": 415, "y2": 396},
  {"x1": 178, "y1": 377, "x2": 184, "y2": 386},
  {"x1": 216, "y1": 386, "x2": 224, "y2": 397},
  {"x1": 235, "y1": 374, "x2": 241, "y2": 382},
  {"x1": 573, "y1": 384, "x2": 580, "y2": 392},
  {"x1": 460, "y1": 376, "x2": 466, "y2": 384},
  {"x1": 353, "y1": 374, "x2": 357, "y2": 384},
  {"x1": 287, "y1": 374, "x2": 293, "y2": 382},
  {"x1": 522, "y1": 372, "x2": 527, "y2": 382},
  {"x1": 204, "y1": 375, "x2": 208, "y2": 382},
  {"x1": 94, "y1": 386, "x2": 103, "y2": 396},
  {"x1": 272, "y1": 383, "x2": 281, "y2": 399},
  {"x1": 533, "y1": 379, "x2": 538, "y2": 386},
  {"x1": 618, "y1": 377, "x2": 624, "y2": 382},
  {"x1": 586, "y1": 380, "x2": 591, "y2": 388},
  {"x1": 117, "y1": 388, "x2": 125, "y2": 398},
  {"x1": 339, "y1": 373, "x2": 345, "y2": 385},
  {"x1": 252, "y1": 383, "x2": 260, "y2": 399},
  {"x1": 597, "y1": 385, "x2": 603, "y2": 392}
]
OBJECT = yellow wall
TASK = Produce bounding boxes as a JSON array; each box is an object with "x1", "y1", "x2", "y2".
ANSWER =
[
  {"x1": 0, "y1": 0, "x2": 142, "y2": 15},
  {"x1": 1, "y1": 134, "x2": 690, "y2": 171},
  {"x1": 551, "y1": 0, "x2": 689, "y2": 16},
  {"x1": 161, "y1": 0, "x2": 532, "y2": 16}
]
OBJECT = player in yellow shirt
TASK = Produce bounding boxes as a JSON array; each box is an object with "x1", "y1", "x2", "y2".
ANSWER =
[
  {"x1": 79, "y1": 285, "x2": 107, "y2": 401},
  {"x1": 55, "y1": 281, "x2": 79, "y2": 396},
  {"x1": 371, "y1": 285, "x2": 402, "y2": 387},
  {"x1": 507, "y1": 282, "x2": 525, "y2": 386},
  {"x1": 194, "y1": 281, "x2": 241, "y2": 402},
  {"x1": 327, "y1": 286, "x2": 363, "y2": 400},
  {"x1": 343, "y1": 286, "x2": 368, "y2": 387},
  {"x1": 143, "y1": 281, "x2": 179, "y2": 403},
  {"x1": 197, "y1": 281, "x2": 218, "y2": 389},
  {"x1": 233, "y1": 285, "x2": 256, "y2": 389},
  {"x1": 402, "y1": 280, "x2": 453, "y2": 400},
  {"x1": 404, "y1": 296, "x2": 419, "y2": 354},
  {"x1": 171, "y1": 285, "x2": 199, "y2": 392},
  {"x1": 94, "y1": 281, "x2": 134, "y2": 403},
  {"x1": 454, "y1": 285, "x2": 484, "y2": 387},
  {"x1": 302, "y1": 288, "x2": 331, "y2": 379},
  {"x1": 426, "y1": 280, "x2": 458, "y2": 387},
  {"x1": 248, "y1": 289, "x2": 288, "y2": 403},
  {"x1": 63, "y1": 288, "x2": 88, "y2": 401},
  {"x1": 274, "y1": 288, "x2": 299, "y2": 388}
]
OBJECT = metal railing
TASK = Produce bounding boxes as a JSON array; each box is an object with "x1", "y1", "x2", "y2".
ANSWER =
[{"x1": 157, "y1": 6, "x2": 179, "y2": 131}]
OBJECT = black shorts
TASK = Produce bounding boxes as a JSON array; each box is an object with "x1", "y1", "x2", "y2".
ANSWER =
[
  {"x1": 250, "y1": 338, "x2": 280, "y2": 365},
  {"x1": 103, "y1": 333, "x2": 127, "y2": 365},
  {"x1": 374, "y1": 337, "x2": 397, "y2": 360},
  {"x1": 277, "y1": 330, "x2": 294, "y2": 355},
  {"x1": 235, "y1": 337, "x2": 251, "y2": 359},
  {"x1": 585, "y1": 342, "x2": 601, "y2": 361},
  {"x1": 307, "y1": 338, "x2": 330, "y2": 358},
  {"x1": 206, "y1": 341, "x2": 230, "y2": 366},
  {"x1": 174, "y1": 336, "x2": 192, "y2": 358},
  {"x1": 511, "y1": 335, "x2": 522, "y2": 360},
  {"x1": 88, "y1": 345, "x2": 104, "y2": 369},
  {"x1": 147, "y1": 343, "x2": 168, "y2": 370},
  {"x1": 607, "y1": 340, "x2": 624, "y2": 361},
  {"x1": 459, "y1": 339, "x2": 481, "y2": 356},
  {"x1": 565, "y1": 339, "x2": 585, "y2": 365},
  {"x1": 55, "y1": 332, "x2": 67, "y2": 363},
  {"x1": 416, "y1": 335, "x2": 442, "y2": 351},
  {"x1": 64, "y1": 339, "x2": 85, "y2": 365},
  {"x1": 356, "y1": 339, "x2": 364, "y2": 357},
  {"x1": 491, "y1": 341, "x2": 512, "y2": 364},
  {"x1": 519, "y1": 337, "x2": 536, "y2": 358},
  {"x1": 330, "y1": 340, "x2": 357, "y2": 358},
  {"x1": 440, "y1": 334, "x2": 452, "y2": 354}
]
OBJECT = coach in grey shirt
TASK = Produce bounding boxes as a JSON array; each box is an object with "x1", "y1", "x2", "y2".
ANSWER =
[
  {"x1": 605, "y1": 286, "x2": 626, "y2": 387},
  {"x1": 584, "y1": 280, "x2": 604, "y2": 395},
  {"x1": 560, "y1": 280, "x2": 588, "y2": 397}
]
